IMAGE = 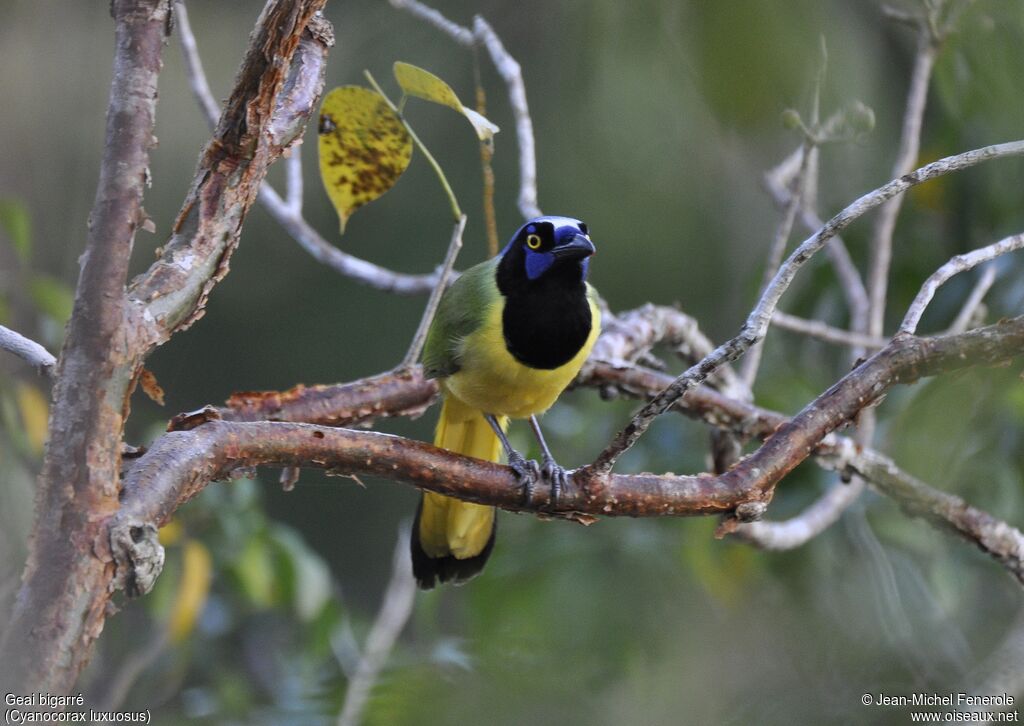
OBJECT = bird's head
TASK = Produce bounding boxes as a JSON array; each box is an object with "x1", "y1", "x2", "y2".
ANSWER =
[{"x1": 497, "y1": 216, "x2": 595, "y2": 289}]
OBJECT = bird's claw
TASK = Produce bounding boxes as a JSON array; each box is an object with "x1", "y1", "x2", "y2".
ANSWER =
[
  {"x1": 508, "y1": 450, "x2": 541, "y2": 506},
  {"x1": 540, "y1": 455, "x2": 569, "y2": 508}
]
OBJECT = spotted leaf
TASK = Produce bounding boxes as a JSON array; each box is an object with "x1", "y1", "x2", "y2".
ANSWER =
[{"x1": 318, "y1": 86, "x2": 413, "y2": 233}]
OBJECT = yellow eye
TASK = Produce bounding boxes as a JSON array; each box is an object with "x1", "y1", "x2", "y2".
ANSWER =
[{"x1": 526, "y1": 234, "x2": 542, "y2": 250}]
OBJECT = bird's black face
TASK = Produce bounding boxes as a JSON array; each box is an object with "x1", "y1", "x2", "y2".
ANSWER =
[{"x1": 498, "y1": 216, "x2": 595, "y2": 288}]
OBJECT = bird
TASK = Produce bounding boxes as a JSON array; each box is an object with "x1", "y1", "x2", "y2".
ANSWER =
[{"x1": 411, "y1": 215, "x2": 600, "y2": 589}]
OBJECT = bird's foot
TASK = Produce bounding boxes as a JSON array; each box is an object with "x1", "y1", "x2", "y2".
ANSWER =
[
  {"x1": 507, "y1": 449, "x2": 541, "y2": 506},
  {"x1": 540, "y1": 455, "x2": 569, "y2": 509}
]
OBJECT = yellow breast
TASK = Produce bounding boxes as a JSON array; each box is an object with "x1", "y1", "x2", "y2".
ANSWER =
[{"x1": 443, "y1": 293, "x2": 601, "y2": 419}]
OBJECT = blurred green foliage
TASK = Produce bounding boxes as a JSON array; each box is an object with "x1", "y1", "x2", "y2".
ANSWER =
[{"x1": 1, "y1": 1, "x2": 1023, "y2": 724}]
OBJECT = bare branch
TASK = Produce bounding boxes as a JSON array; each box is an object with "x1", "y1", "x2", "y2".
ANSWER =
[
  {"x1": 472, "y1": 16, "x2": 541, "y2": 219},
  {"x1": 866, "y1": 26, "x2": 938, "y2": 338},
  {"x1": 216, "y1": 367, "x2": 439, "y2": 428},
  {"x1": 847, "y1": 448, "x2": 1024, "y2": 585},
  {"x1": 336, "y1": 529, "x2": 416, "y2": 726},
  {"x1": 258, "y1": 184, "x2": 442, "y2": 294},
  {"x1": 765, "y1": 138, "x2": 869, "y2": 331},
  {"x1": 592, "y1": 139, "x2": 1024, "y2": 473},
  {"x1": 749, "y1": 15, "x2": 937, "y2": 548},
  {"x1": 771, "y1": 311, "x2": 888, "y2": 350},
  {"x1": 741, "y1": 142, "x2": 812, "y2": 387},
  {"x1": 900, "y1": 233, "x2": 1024, "y2": 335},
  {"x1": 736, "y1": 479, "x2": 866, "y2": 549},
  {"x1": 947, "y1": 263, "x2": 997, "y2": 334},
  {"x1": 0, "y1": 325, "x2": 56, "y2": 376},
  {"x1": 702, "y1": 316, "x2": 1024, "y2": 515},
  {"x1": 387, "y1": 0, "x2": 475, "y2": 47},
  {"x1": 128, "y1": 2, "x2": 332, "y2": 346},
  {"x1": 400, "y1": 215, "x2": 466, "y2": 368},
  {"x1": 285, "y1": 148, "x2": 304, "y2": 214},
  {"x1": 174, "y1": 1, "x2": 219, "y2": 127}
]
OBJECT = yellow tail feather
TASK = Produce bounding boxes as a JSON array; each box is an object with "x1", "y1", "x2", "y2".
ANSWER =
[{"x1": 418, "y1": 396, "x2": 504, "y2": 561}]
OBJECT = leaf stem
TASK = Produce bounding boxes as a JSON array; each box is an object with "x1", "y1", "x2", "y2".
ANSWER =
[{"x1": 364, "y1": 70, "x2": 462, "y2": 220}]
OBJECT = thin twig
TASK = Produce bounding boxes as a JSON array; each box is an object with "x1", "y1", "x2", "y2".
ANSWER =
[
  {"x1": 174, "y1": 1, "x2": 220, "y2": 128},
  {"x1": 741, "y1": 142, "x2": 813, "y2": 387},
  {"x1": 401, "y1": 215, "x2": 466, "y2": 368},
  {"x1": 0, "y1": 325, "x2": 56, "y2": 376},
  {"x1": 259, "y1": 184, "x2": 442, "y2": 294},
  {"x1": 591, "y1": 139, "x2": 1024, "y2": 473},
  {"x1": 97, "y1": 630, "x2": 169, "y2": 712},
  {"x1": 866, "y1": 25, "x2": 938, "y2": 339},
  {"x1": 946, "y1": 263, "x2": 997, "y2": 334},
  {"x1": 900, "y1": 233, "x2": 1024, "y2": 335},
  {"x1": 771, "y1": 311, "x2": 889, "y2": 350},
  {"x1": 364, "y1": 70, "x2": 462, "y2": 221},
  {"x1": 474, "y1": 49, "x2": 500, "y2": 256},
  {"x1": 764, "y1": 160, "x2": 869, "y2": 333},
  {"x1": 386, "y1": 0, "x2": 475, "y2": 46},
  {"x1": 285, "y1": 147, "x2": 304, "y2": 214},
  {"x1": 472, "y1": 16, "x2": 540, "y2": 219},
  {"x1": 336, "y1": 528, "x2": 417, "y2": 726},
  {"x1": 737, "y1": 479, "x2": 865, "y2": 550}
]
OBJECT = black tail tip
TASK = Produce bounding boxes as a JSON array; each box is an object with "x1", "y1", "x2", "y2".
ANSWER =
[{"x1": 410, "y1": 503, "x2": 497, "y2": 590}]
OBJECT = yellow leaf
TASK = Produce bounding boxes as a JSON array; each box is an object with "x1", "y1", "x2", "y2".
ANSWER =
[
  {"x1": 318, "y1": 86, "x2": 413, "y2": 233},
  {"x1": 393, "y1": 62, "x2": 500, "y2": 142},
  {"x1": 394, "y1": 61, "x2": 464, "y2": 113},
  {"x1": 168, "y1": 539, "x2": 213, "y2": 643},
  {"x1": 16, "y1": 383, "x2": 48, "y2": 455}
]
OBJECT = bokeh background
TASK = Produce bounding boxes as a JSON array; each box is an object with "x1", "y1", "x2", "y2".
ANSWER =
[{"x1": 2, "y1": 0, "x2": 1024, "y2": 723}]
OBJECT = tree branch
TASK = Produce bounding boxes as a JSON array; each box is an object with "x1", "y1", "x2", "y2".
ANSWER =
[
  {"x1": 592, "y1": 138, "x2": 1024, "y2": 474},
  {"x1": 336, "y1": 529, "x2": 416, "y2": 726},
  {"x1": 0, "y1": 0, "x2": 332, "y2": 694},
  {"x1": 0, "y1": 0, "x2": 173, "y2": 694},
  {"x1": 899, "y1": 233, "x2": 1023, "y2": 335},
  {"x1": 866, "y1": 23, "x2": 938, "y2": 338},
  {"x1": 111, "y1": 316, "x2": 1024, "y2": 597},
  {"x1": 947, "y1": 263, "x2": 997, "y2": 334},
  {"x1": 128, "y1": 1, "x2": 332, "y2": 345},
  {"x1": 0, "y1": 325, "x2": 56, "y2": 376},
  {"x1": 770, "y1": 311, "x2": 888, "y2": 350},
  {"x1": 765, "y1": 140, "x2": 869, "y2": 334},
  {"x1": 472, "y1": 15, "x2": 541, "y2": 219}
]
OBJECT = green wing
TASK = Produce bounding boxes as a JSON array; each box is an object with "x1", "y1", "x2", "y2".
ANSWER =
[{"x1": 422, "y1": 257, "x2": 499, "y2": 379}]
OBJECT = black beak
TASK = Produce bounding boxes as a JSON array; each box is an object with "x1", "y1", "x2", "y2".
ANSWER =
[{"x1": 551, "y1": 233, "x2": 595, "y2": 261}]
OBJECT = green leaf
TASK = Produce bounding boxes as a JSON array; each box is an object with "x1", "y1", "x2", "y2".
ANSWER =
[{"x1": 393, "y1": 62, "x2": 499, "y2": 141}]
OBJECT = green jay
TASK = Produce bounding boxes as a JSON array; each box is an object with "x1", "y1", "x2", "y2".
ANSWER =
[{"x1": 411, "y1": 216, "x2": 599, "y2": 589}]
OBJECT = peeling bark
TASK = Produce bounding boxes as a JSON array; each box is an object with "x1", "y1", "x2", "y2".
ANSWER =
[{"x1": 0, "y1": 0, "x2": 332, "y2": 695}]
